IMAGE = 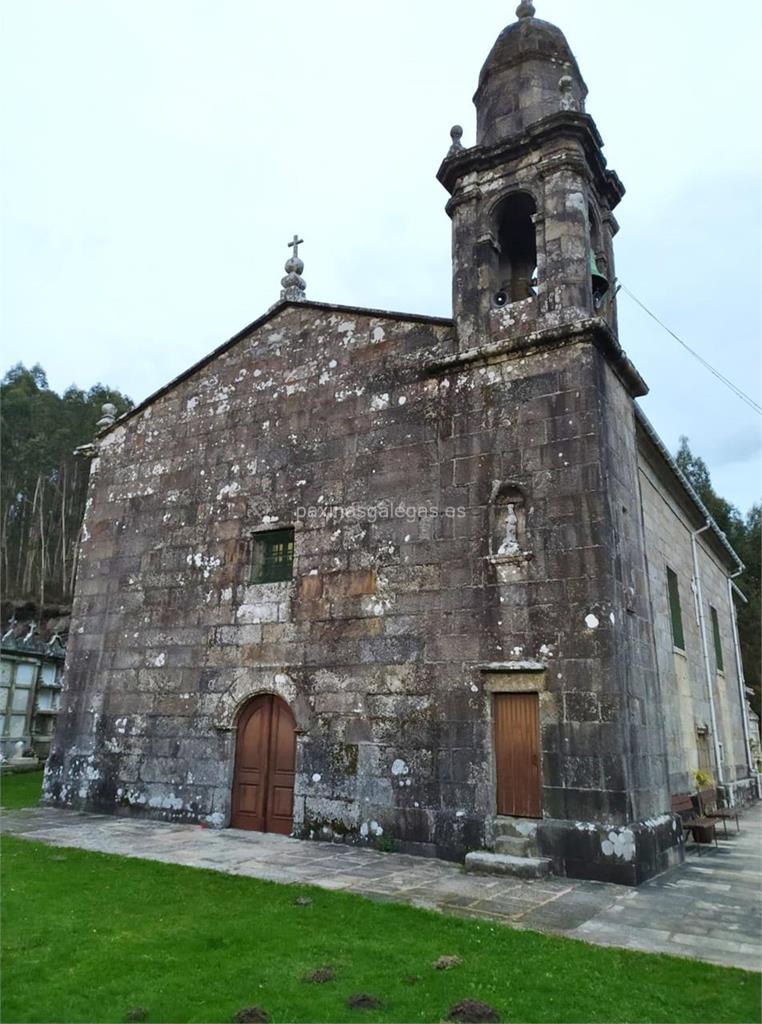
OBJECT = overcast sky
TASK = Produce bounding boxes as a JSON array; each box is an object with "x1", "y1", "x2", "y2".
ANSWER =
[{"x1": 2, "y1": 0, "x2": 760, "y2": 513}]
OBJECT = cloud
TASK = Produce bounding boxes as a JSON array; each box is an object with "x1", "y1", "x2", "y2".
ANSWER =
[{"x1": 706, "y1": 429, "x2": 762, "y2": 469}]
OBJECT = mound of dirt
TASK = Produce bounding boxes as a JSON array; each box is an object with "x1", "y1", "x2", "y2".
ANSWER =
[
  {"x1": 302, "y1": 966, "x2": 336, "y2": 983},
  {"x1": 232, "y1": 1007, "x2": 270, "y2": 1023},
  {"x1": 346, "y1": 993, "x2": 382, "y2": 1010},
  {"x1": 446, "y1": 999, "x2": 500, "y2": 1023},
  {"x1": 433, "y1": 955, "x2": 463, "y2": 970}
]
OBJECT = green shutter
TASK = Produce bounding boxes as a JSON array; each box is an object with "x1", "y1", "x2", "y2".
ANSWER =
[
  {"x1": 666, "y1": 568, "x2": 685, "y2": 650},
  {"x1": 710, "y1": 606, "x2": 724, "y2": 672}
]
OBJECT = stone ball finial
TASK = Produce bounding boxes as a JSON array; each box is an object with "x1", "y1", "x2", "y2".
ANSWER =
[
  {"x1": 281, "y1": 270, "x2": 307, "y2": 301},
  {"x1": 96, "y1": 402, "x2": 117, "y2": 433},
  {"x1": 558, "y1": 75, "x2": 578, "y2": 111},
  {"x1": 516, "y1": 0, "x2": 536, "y2": 18},
  {"x1": 446, "y1": 124, "x2": 465, "y2": 158}
]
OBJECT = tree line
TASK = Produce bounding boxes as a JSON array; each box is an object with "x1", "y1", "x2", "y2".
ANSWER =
[
  {"x1": 0, "y1": 363, "x2": 759, "y2": 715},
  {"x1": 1, "y1": 364, "x2": 132, "y2": 612}
]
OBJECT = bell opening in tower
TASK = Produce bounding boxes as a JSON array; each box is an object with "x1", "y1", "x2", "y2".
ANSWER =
[
  {"x1": 493, "y1": 192, "x2": 537, "y2": 307},
  {"x1": 588, "y1": 203, "x2": 610, "y2": 311}
]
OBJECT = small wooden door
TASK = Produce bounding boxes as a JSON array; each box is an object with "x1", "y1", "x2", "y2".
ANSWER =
[
  {"x1": 231, "y1": 694, "x2": 296, "y2": 834},
  {"x1": 494, "y1": 692, "x2": 542, "y2": 818}
]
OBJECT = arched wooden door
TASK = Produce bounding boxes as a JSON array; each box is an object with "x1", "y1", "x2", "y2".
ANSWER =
[{"x1": 230, "y1": 694, "x2": 296, "y2": 834}]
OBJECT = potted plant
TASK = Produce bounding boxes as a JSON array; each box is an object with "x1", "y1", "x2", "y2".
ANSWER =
[{"x1": 692, "y1": 769, "x2": 715, "y2": 843}]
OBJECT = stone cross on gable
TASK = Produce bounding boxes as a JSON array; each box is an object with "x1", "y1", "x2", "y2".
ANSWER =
[{"x1": 281, "y1": 233, "x2": 306, "y2": 301}]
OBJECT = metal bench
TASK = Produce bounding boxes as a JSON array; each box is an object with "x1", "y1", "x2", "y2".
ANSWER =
[{"x1": 671, "y1": 793, "x2": 718, "y2": 855}]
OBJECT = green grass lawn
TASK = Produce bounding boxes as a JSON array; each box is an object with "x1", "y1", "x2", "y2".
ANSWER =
[
  {"x1": 2, "y1": 837, "x2": 759, "y2": 1024},
  {"x1": 0, "y1": 768, "x2": 44, "y2": 809},
  {"x1": 1, "y1": 772, "x2": 759, "y2": 1024}
]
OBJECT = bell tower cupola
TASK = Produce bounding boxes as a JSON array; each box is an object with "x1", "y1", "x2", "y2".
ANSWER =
[{"x1": 438, "y1": 2, "x2": 624, "y2": 351}]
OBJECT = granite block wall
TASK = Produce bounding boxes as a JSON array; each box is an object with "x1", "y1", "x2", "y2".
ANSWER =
[{"x1": 44, "y1": 300, "x2": 684, "y2": 879}]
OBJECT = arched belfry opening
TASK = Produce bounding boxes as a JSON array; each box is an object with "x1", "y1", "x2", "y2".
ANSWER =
[
  {"x1": 494, "y1": 192, "x2": 537, "y2": 306},
  {"x1": 588, "y1": 203, "x2": 610, "y2": 310}
]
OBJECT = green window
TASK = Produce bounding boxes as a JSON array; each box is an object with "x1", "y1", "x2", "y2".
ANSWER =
[
  {"x1": 710, "y1": 606, "x2": 724, "y2": 673},
  {"x1": 666, "y1": 567, "x2": 685, "y2": 650},
  {"x1": 250, "y1": 528, "x2": 294, "y2": 584}
]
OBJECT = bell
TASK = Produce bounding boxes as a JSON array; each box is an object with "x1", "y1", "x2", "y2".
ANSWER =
[{"x1": 589, "y1": 250, "x2": 609, "y2": 307}]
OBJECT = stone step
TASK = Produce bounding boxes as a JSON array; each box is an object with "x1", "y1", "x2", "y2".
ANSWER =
[
  {"x1": 465, "y1": 850, "x2": 552, "y2": 879},
  {"x1": 493, "y1": 817, "x2": 539, "y2": 840},
  {"x1": 494, "y1": 835, "x2": 535, "y2": 857}
]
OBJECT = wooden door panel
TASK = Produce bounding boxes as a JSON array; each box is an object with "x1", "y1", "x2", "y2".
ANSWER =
[
  {"x1": 265, "y1": 699, "x2": 296, "y2": 834},
  {"x1": 230, "y1": 695, "x2": 271, "y2": 830},
  {"x1": 238, "y1": 784, "x2": 260, "y2": 813},
  {"x1": 231, "y1": 694, "x2": 296, "y2": 834},
  {"x1": 494, "y1": 692, "x2": 541, "y2": 818},
  {"x1": 270, "y1": 786, "x2": 294, "y2": 818}
]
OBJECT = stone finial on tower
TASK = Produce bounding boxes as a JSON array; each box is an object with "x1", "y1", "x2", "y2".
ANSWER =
[
  {"x1": 558, "y1": 75, "x2": 578, "y2": 111},
  {"x1": 96, "y1": 403, "x2": 117, "y2": 433},
  {"x1": 280, "y1": 234, "x2": 307, "y2": 302},
  {"x1": 516, "y1": 0, "x2": 535, "y2": 18},
  {"x1": 446, "y1": 125, "x2": 465, "y2": 158}
]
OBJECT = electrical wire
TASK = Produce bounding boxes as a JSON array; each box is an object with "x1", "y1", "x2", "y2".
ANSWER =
[{"x1": 619, "y1": 282, "x2": 762, "y2": 416}]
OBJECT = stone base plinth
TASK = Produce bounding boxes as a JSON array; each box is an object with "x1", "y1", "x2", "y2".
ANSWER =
[{"x1": 534, "y1": 813, "x2": 684, "y2": 886}]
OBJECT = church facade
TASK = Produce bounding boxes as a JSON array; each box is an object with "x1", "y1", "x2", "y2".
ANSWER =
[{"x1": 43, "y1": 3, "x2": 757, "y2": 884}]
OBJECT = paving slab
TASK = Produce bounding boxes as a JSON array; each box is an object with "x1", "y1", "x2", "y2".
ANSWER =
[
  {"x1": 570, "y1": 800, "x2": 762, "y2": 971},
  {"x1": 2, "y1": 801, "x2": 760, "y2": 971}
]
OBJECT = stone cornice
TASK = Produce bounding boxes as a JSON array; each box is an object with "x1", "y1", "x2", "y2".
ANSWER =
[
  {"x1": 423, "y1": 316, "x2": 648, "y2": 399},
  {"x1": 437, "y1": 112, "x2": 624, "y2": 210}
]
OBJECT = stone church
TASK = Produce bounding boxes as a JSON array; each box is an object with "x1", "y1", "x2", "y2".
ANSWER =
[{"x1": 44, "y1": 3, "x2": 757, "y2": 884}]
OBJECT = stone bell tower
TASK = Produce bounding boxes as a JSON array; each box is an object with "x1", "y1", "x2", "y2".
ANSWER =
[
  {"x1": 438, "y1": 0, "x2": 623, "y2": 352},
  {"x1": 437, "y1": 4, "x2": 682, "y2": 883}
]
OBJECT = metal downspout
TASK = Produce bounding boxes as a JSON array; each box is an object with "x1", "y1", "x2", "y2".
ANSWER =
[
  {"x1": 728, "y1": 571, "x2": 756, "y2": 784},
  {"x1": 691, "y1": 523, "x2": 724, "y2": 786}
]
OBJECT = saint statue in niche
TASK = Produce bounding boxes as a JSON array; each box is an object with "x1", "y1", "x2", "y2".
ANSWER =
[{"x1": 498, "y1": 502, "x2": 520, "y2": 555}]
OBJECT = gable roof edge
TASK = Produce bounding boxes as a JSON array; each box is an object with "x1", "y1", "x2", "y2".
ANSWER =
[{"x1": 99, "y1": 300, "x2": 453, "y2": 436}]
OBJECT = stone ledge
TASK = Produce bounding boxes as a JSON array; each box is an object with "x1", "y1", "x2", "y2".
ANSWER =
[
  {"x1": 487, "y1": 551, "x2": 533, "y2": 566},
  {"x1": 423, "y1": 316, "x2": 648, "y2": 398},
  {"x1": 479, "y1": 660, "x2": 546, "y2": 672},
  {"x1": 465, "y1": 850, "x2": 552, "y2": 879}
]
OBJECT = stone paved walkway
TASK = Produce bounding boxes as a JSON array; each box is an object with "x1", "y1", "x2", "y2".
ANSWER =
[
  {"x1": 2, "y1": 802, "x2": 760, "y2": 972},
  {"x1": 571, "y1": 800, "x2": 762, "y2": 972}
]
